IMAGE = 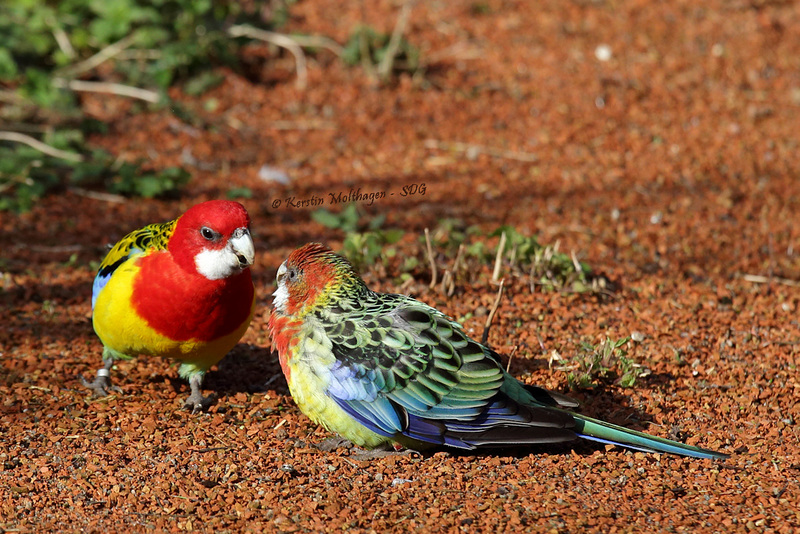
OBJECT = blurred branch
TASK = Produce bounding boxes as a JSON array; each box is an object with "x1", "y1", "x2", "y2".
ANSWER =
[
  {"x1": 283, "y1": 34, "x2": 343, "y2": 57},
  {"x1": 424, "y1": 227, "x2": 438, "y2": 289},
  {"x1": 53, "y1": 79, "x2": 161, "y2": 103},
  {"x1": 69, "y1": 186, "x2": 126, "y2": 203},
  {"x1": 228, "y1": 24, "x2": 308, "y2": 90},
  {"x1": 47, "y1": 16, "x2": 76, "y2": 59},
  {"x1": 481, "y1": 279, "x2": 505, "y2": 346},
  {"x1": 492, "y1": 231, "x2": 506, "y2": 283},
  {"x1": 116, "y1": 50, "x2": 163, "y2": 61},
  {"x1": 55, "y1": 33, "x2": 139, "y2": 78},
  {"x1": 377, "y1": 0, "x2": 412, "y2": 79},
  {"x1": 0, "y1": 131, "x2": 84, "y2": 162}
]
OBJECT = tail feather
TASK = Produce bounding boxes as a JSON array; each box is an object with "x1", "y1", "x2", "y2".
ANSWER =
[
  {"x1": 573, "y1": 413, "x2": 728, "y2": 460},
  {"x1": 579, "y1": 434, "x2": 661, "y2": 455}
]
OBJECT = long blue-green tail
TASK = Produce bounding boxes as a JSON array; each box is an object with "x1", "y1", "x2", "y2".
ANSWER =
[{"x1": 573, "y1": 412, "x2": 728, "y2": 460}]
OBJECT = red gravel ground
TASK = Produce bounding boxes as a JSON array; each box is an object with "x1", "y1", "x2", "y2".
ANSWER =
[{"x1": 2, "y1": 0, "x2": 800, "y2": 531}]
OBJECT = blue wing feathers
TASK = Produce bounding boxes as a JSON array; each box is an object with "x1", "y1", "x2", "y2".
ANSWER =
[
  {"x1": 332, "y1": 397, "x2": 403, "y2": 437},
  {"x1": 91, "y1": 273, "x2": 111, "y2": 310}
]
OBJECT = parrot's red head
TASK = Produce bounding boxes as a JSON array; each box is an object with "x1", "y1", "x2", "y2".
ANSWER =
[
  {"x1": 169, "y1": 200, "x2": 255, "y2": 280},
  {"x1": 272, "y1": 243, "x2": 363, "y2": 317}
]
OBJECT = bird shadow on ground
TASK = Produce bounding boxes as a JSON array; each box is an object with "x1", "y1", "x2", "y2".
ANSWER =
[
  {"x1": 551, "y1": 373, "x2": 682, "y2": 428},
  {"x1": 429, "y1": 441, "x2": 611, "y2": 460},
  {"x1": 182, "y1": 343, "x2": 289, "y2": 398}
]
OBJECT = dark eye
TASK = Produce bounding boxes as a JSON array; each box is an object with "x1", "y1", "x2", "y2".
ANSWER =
[
  {"x1": 287, "y1": 267, "x2": 298, "y2": 282},
  {"x1": 200, "y1": 227, "x2": 216, "y2": 241}
]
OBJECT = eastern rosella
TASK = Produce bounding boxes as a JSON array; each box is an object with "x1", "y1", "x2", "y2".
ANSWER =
[
  {"x1": 268, "y1": 243, "x2": 727, "y2": 459},
  {"x1": 83, "y1": 200, "x2": 256, "y2": 410}
]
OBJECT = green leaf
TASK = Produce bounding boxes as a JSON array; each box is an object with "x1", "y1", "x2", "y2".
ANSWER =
[
  {"x1": 381, "y1": 229, "x2": 404, "y2": 244},
  {"x1": 184, "y1": 71, "x2": 224, "y2": 96},
  {"x1": 311, "y1": 208, "x2": 346, "y2": 230},
  {"x1": 368, "y1": 212, "x2": 386, "y2": 230},
  {"x1": 227, "y1": 187, "x2": 253, "y2": 199}
]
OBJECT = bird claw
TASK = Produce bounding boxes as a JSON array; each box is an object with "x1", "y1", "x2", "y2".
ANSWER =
[
  {"x1": 79, "y1": 372, "x2": 122, "y2": 397},
  {"x1": 314, "y1": 437, "x2": 422, "y2": 459},
  {"x1": 349, "y1": 447, "x2": 422, "y2": 461},
  {"x1": 315, "y1": 436, "x2": 355, "y2": 452},
  {"x1": 183, "y1": 392, "x2": 216, "y2": 413}
]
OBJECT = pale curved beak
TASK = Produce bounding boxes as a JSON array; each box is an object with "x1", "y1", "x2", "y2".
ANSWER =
[
  {"x1": 275, "y1": 262, "x2": 287, "y2": 285},
  {"x1": 230, "y1": 227, "x2": 255, "y2": 268},
  {"x1": 272, "y1": 261, "x2": 289, "y2": 309}
]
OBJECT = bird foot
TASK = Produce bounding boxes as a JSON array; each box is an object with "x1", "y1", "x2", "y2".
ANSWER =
[
  {"x1": 79, "y1": 369, "x2": 122, "y2": 397},
  {"x1": 183, "y1": 391, "x2": 216, "y2": 413},
  {"x1": 314, "y1": 436, "x2": 355, "y2": 452},
  {"x1": 349, "y1": 447, "x2": 422, "y2": 461},
  {"x1": 314, "y1": 437, "x2": 421, "y2": 459}
]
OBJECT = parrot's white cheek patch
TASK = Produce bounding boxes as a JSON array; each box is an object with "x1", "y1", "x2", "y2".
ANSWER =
[
  {"x1": 272, "y1": 283, "x2": 289, "y2": 313},
  {"x1": 195, "y1": 248, "x2": 240, "y2": 280}
]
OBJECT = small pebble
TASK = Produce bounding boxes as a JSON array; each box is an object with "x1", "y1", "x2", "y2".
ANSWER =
[
  {"x1": 258, "y1": 165, "x2": 291, "y2": 184},
  {"x1": 595, "y1": 44, "x2": 612, "y2": 62}
]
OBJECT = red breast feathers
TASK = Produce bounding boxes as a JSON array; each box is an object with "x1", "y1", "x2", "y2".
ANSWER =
[{"x1": 131, "y1": 200, "x2": 255, "y2": 342}]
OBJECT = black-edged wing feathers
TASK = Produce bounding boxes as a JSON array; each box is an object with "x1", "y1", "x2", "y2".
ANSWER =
[
  {"x1": 319, "y1": 292, "x2": 578, "y2": 449},
  {"x1": 91, "y1": 218, "x2": 177, "y2": 308}
]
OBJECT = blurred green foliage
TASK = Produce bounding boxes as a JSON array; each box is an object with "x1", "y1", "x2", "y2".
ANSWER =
[
  {"x1": 0, "y1": 0, "x2": 285, "y2": 211},
  {"x1": 312, "y1": 204, "x2": 404, "y2": 270},
  {"x1": 342, "y1": 25, "x2": 419, "y2": 78}
]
